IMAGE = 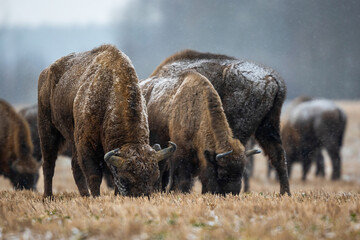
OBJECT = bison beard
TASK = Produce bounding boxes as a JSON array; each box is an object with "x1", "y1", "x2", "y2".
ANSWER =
[
  {"x1": 38, "y1": 45, "x2": 175, "y2": 197},
  {"x1": 144, "y1": 49, "x2": 290, "y2": 195}
]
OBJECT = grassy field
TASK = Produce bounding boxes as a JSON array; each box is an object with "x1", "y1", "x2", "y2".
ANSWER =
[{"x1": 0, "y1": 101, "x2": 359, "y2": 239}]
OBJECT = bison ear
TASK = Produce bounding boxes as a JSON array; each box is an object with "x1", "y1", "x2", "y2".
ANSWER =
[
  {"x1": 104, "y1": 149, "x2": 126, "y2": 169},
  {"x1": 245, "y1": 149, "x2": 261, "y2": 157},
  {"x1": 155, "y1": 141, "x2": 177, "y2": 163}
]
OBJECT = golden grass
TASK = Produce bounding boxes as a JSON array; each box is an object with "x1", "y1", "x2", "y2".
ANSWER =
[{"x1": 1, "y1": 101, "x2": 359, "y2": 239}]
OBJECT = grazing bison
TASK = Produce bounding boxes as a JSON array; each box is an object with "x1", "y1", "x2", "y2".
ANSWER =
[
  {"x1": 146, "y1": 49, "x2": 290, "y2": 195},
  {"x1": 282, "y1": 98, "x2": 347, "y2": 180},
  {"x1": 267, "y1": 96, "x2": 325, "y2": 178},
  {"x1": 0, "y1": 99, "x2": 41, "y2": 190},
  {"x1": 38, "y1": 45, "x2": 175, "y2": 197},
  {"x1": 141, "y1": 70, "x2": 259, "y2": 194}
]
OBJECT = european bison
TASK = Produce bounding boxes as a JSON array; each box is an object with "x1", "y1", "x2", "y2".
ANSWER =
[
  {"x1": 147, "y1": 50, "x2": 290, "y2": 195},
  {"x1": 0, "y1": 99, "x2": 41, "y2": 190},
  {"x1": 282, "y1": 98, "x2": 347, "y2": 180},
  {"x1": 38, "y1": 45, "x2": 175, "y2": 197},
  {"x1": 141, "y1": 70, "x2": 260, "y2": 194}
]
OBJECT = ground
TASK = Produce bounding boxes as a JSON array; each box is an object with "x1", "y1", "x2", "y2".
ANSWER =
[{"x1": 0, "y1": 101, "x2": 359, "y2": 239}]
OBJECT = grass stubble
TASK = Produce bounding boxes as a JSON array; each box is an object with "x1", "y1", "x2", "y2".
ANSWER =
[{"x1": 0, "y1": 101, "x2": 359, "y2": 239}]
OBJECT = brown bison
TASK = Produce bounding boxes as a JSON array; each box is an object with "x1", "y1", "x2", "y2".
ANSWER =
[
  {"x1": 38, "y1": 45, "x2": 175, "y2": 197},
  {"x1": 146, "y1": 49, "x2": 290, "y2": 195},
  {"x1": 141, "y1": 70, "x2": 260, "y2": 194},
  {"x1": 0, "y1": 99, "x2": 41, "y2": 190},
  {"x1": 282, "y1": 98, "x2": 347, "y2": 180}
]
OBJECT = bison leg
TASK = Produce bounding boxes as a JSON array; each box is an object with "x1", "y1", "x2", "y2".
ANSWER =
[
  {"x1": 243, "y1": 157, "x2": 253, "y2": 192},
  {"x1": 255, "y1": 125, "x2": 290, "y2": 195},
  {"x1": 314, "y1": 149, "x2": 325, "y2": 177},
  {"x1": 301, "y1": 155, "x2": 312, "y2": 181},
  {"x1": 327, "y1": 146, "x2": 341, "y2": 180},
  {"x1": 76, "y1": 144, "x2": 103, "y2": 197},
  {"x1": 169, "y1": 151, "x2": 194, "y2": 193},
  {"x1": 102, "y1": 166, "x2": 114, "y2": 189},
  {"x1": 71, "y1": 148, "x2": 90, "y2": 196}
]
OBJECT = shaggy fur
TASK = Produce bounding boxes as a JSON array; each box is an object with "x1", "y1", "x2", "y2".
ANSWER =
[
  {"x1": 38, "y1": 45, "x2": 161, "y2": 197},
  {"x1": 0, "y1": 99, "x2": 40, "y2": 190},
  {"x1": 282, "y1": 98, "x2": 347, "y2": 180},
  {"x1": 141, "y1": 71, "x2": 247, "y2": 194},
  {"x1": 147, "y1": 49, "x2": 290, "y2": 195}
]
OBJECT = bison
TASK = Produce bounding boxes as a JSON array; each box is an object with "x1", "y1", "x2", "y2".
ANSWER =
[
  {"x1": 282, "y1": 97, "x2": 347, "y2": 180},
  {"x1": 0, "y1": 99, "x2": 41, "y2": 190},
  {"x1": 141, "y1": 70, "x2": 260, "y2": 194},
  {"x1": 38, "y1": 45, "x2": 175, "y2": 197},
  {"x1": 145, "y1": 49, "x2": 290, "y2": 195}
]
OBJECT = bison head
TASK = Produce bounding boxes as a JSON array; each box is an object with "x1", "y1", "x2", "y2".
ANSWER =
[
  {"x1": 10, "y1": 155, "x2": 42, "y2": 190},
  {"x1": 205, "y1": 146, "x2": 260, "y2": 195},
  {"x1": 104, "y1": 142, "x2": 176, "y2": 197}
]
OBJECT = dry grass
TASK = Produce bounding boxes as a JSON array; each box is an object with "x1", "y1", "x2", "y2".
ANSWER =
[{"x1": 1, "y1": 101, "x2": 360, "y2": 239}]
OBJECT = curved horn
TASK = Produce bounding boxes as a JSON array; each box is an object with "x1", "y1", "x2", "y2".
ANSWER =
[
  {"x1": 104, "y1": 148, "x2": 126, "y2": 168},
  {"x1": 245, "y1": 149, "x2": 261, "y2": 157},
  {"x1": 216, "y1": 150, "x2": 233, "y2": 161},
  {"x1": 155, "y1": 141, "x2": 177, "y2": 162}
]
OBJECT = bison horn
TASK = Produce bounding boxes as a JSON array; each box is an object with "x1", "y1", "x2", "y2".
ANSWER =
[
  {"x1": 216, "y1": 150, "x2": 233, "y2": 161},
  {"x1": 245, "y1": 149, "x2": 261, "y2": 157},
  {"x1": 155, "y1": 141, "x2": 177, "y2": 162},
  {"x1": 104, "y1": 148, "x2": 126, "y2": 169}
]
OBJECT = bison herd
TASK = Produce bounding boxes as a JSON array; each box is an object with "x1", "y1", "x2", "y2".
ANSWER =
[{"x1": 0, "y1": 45, "x2": 347, "y2": 198}]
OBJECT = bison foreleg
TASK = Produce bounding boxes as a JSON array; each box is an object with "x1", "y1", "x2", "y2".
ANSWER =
[
  {"x1": 327, "y1": 147, "x2": 341, "y2": 180},
  {"x1": 314, "y1": 149, "x2": 325, "y2": 177}
]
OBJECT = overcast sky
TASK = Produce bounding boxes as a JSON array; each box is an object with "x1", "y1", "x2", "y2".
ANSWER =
[{"x1": 0, "y1": 0, "x2": 129, "y2": 27}]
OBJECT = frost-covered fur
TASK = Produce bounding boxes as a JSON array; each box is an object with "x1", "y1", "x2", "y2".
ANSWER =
[
  {"x1": 141, "y1": 71, "x2": 246, "y2": 194},
  {"x1": 146, "y1": 49, "x2": 290, "y2": 195},
  {"x1": 38, "y1": 45, "x2": 160, "y2": 197},
  {"x1": 282, "y1": 97, "x2": 347, "y2": 180},
  {"x1": 0, "y1": 99, "x2": 40, "y2": 190}
]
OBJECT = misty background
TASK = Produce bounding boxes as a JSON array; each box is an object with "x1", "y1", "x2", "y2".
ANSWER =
[{"x1": 0, "y1": 0, "x2": 359, "y2": 104}]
